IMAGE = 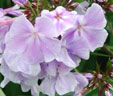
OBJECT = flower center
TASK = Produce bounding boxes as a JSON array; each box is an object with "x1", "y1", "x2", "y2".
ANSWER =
[
  {"x1": 55, "y1": 14, "x2": 61, "y2": 20},
  {"x1": 77, "y1": 25, "x2": 82, "y2": 30},
  {"x1": 32, "y1": 32, "x2": 38, "y2": 37}
]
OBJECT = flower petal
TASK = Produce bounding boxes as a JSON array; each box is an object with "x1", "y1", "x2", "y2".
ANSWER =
[{"x1": 84, "y1": 3, "x2": 106, "y2": 29}]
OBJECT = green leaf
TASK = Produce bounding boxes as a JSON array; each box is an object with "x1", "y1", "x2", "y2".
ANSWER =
[
  {"x1": 84, "y1": 88, "x2": 99, "y2": 96},
  {"x1": 0, "y1": 88, "x2": 6, "y2": 96},
  {"x1": 106, "y1": 58, "x2": 113, "y2": 72}
]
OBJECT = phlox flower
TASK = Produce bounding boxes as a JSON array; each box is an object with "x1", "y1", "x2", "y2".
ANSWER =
[
  {"x1": 63, "y1": 3, "x2": 108, "y2": 59},
  {"x1": 39, "y1": 60, "x2": 88, "y2": 96},
  {"x1": 0, "y1": 59, "x2": 40, "y2": 96},
  {"x1": 0, "y1": 12, "x2": 15, "y2": 53},
  {"x1": 3, "y1": 15, "x2": 60, "y2": 76},
  {"x1": 41, "y1": 6, "x2": 77, "y2": 36}
]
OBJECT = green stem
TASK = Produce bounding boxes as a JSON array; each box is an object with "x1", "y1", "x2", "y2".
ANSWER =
[
  {"x1": 102, "y1": 45, "x2": 113, "y2": 58},
  {"x1": 91, "y1": 52, "x2": 110, "y2": 57},
  {"x1": 28, "y1": 1, "x2": 37, "y2": 17},
  {"x1": 74, "y1": 68, "x2": 79, "y2": 72},
  {"x1": 37, "y1": 0, "x2": 40, "y2": 14},
  {"x1": 108, "y1": 22, "x2": 113, "y2": 36}
]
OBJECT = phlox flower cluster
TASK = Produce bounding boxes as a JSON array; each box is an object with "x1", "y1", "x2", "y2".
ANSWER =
[{"x1": 0, "y1": 0, "x2": 108, "y2": 96}]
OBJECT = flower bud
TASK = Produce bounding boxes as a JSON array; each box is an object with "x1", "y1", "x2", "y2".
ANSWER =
[
  {"x1": 69, "y1": 3, "x2": 79, "y2": 8},
  {"x1": 109, "y1": 72, "x2": 113, "y2": 77},
  {"x1": 97, "y1": 74, "x2": 102, "y2": 79},
  {"x1": 107, "y1": 4, "x2": 113, "y2": 12},
  {"x1": 106, "y1": 83, "x2": 113, "y2": 90}
]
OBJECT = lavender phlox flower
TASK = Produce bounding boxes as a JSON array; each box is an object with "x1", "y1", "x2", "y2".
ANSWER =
[
  {"x1": 3, "y1": 15, "x2": 60, "y2": 76},
  {"x1": 63, "y1": 3, "x2": 108, "y2": 59},
  {"x1": 41, "y1": 6, "x2": 77, "y2": 36},
  {"x1": 0, "y1": 59, "x2": 40, "y2": 96},
  {"x1": 39, "y1": 60, "x2": 88, "y2": 96}
]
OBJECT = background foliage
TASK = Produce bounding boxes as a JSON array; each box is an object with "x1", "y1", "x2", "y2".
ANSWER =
[{"x1": 0, "y1": 0, "x2": 113, "y2": 96}]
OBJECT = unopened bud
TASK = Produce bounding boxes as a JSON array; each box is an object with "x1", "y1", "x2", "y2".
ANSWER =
[
  {"x1": 106, "y1": 83, "x2": 113, "y2": 90},
  {"x1": 97, "y1": 74, "x2": 102, "y2": 79},
  {"x1": 107, "y1": 4, "x2": 113, "y2": 12},
  {"x1": 69, "y1": 3, "x2": 79, "y2": 8},
  {"x1": 54, "y1": 0, "x2": 60, "y2": 4},
  {"x1": 109, "y1": 72, "x2": 113, "y2": 77}
]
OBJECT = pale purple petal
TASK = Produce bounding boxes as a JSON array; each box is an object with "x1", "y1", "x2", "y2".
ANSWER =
[
  {"x1": 85, "y1": 3, "x2": 106, "y2": 29},
  {"x1": 41, "y1": 6, "x2": 77, "y2": 35},
  {"x1": 64, "y1": 28, "x2": 90, "y2": 59},
  {"x1": 83, "y1": 29, "x2": 108, "y2": 51},
  {"x1": 40, "y1": 36, "x2": 61, "y2": 62},
  {"x1": 55, "y1": 73, "x2": 78, "y2": 95},
  {"x1": 40, "y1": 77, "x2": 56, "y2": 96},
  {"x1": 35, "y1": 17, "x2": 58, "y2": 37},
  {"x1": 74, "y1": 73, "x2": 88, "y2": 93}
]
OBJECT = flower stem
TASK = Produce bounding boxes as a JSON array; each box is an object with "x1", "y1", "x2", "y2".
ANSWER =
[
  {"x1": 37, "y1": 0, "x2": 40, "y2": 14},
  {"x1": 108, "y1": 22, "x2": 113, "y2": 36},
  {"x1": 102, "y1": 45, "x2": 113, "y2": 58},
  {"x1": 28, "y1": 1, "x2": 37, "y2": 17}
]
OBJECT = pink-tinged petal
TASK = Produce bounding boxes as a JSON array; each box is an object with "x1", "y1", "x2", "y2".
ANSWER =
[
  {"x1": 83, "y1": 29, "x2": 108, "y2": 51},
  {"x1": 22, "y1": 37, "x2": 44, "y2": 64},
  {"x1": 0, "y1": 25, "x2": 9, "y2": 52},
  {"x1": 56, "y1": 44, "x2": 77, "y2": 68},
  {"x1": 69, "y1": 53, "x2": 81, "y2": 67},
  {"x1": 35, "y1": 17, "x2": 58, "y2": 37},
  {"x1": 74, "y1": 73, "x2": 88, "y2": 93},
  {"x1": 40, "y1": 77, "x2": 56, "y2": 96},
  {"x1": 64, "y1": 29, "x2": 90, "y2": 59},
  {"x1": 46, "y1": 61, "x2": 57, "y2": 77},
  {"x1": 0, "y1": 60, "x2": 22, "y2": 83},
  {"x1": 40, "y1": 36, "x2": 61, "y2": 62},
  {"x1": 41, "y1": 6, "x2": 77, "y2": 35},
  {"x1": 46, "y1": 60, "x2": 72, "y2": 76},
  {"x1": 84, "y1": 3, "x2": 106, "y2": 29},
  {"x1": 5, "y1": 35, "x2": 27, "y2": 53},
  {"x1": 55, "y1": 73, "x2": 78, "y2": 95},
  {"x1": 3, "y1": 50, "x2": 41, "y2": 76},
  {"x1": 57, "y1": 62, "x2": 73, "y2": 75},
  {"x1": 5, "y1": 15, "x2": 34, "y2": 53}
]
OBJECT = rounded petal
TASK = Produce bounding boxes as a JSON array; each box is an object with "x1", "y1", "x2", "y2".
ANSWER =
[
  {"x1": 56, "y1": 46, "x2": 77, "y2": 68},
  {"x1": 83, "y1": 29, "x2": 108, "y2": 51},
  {"x1": 84, "y1": 3, "x2": 106, "y2": 29},
  {"x1": 74, "y1": 72, "x2": 88, "y2": 93},
  {"x1": 55, "y1": 73, "x2": 78, "y2": 95},
  {"x1": 64, "y1": 29, "x2": 90, "y2": 59},
  {"x1": 40, "y1": 36, "x2": 61, "y2": 62},
  {"x1": 40, "y1": 77, "x2": 56, "y2": 96},
  {"x1": 35, "y1": 17, "x2": 58, "y2": 37},
  {"x1": 5, "y1": 15, "x2": 34, "y2": 53}
]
